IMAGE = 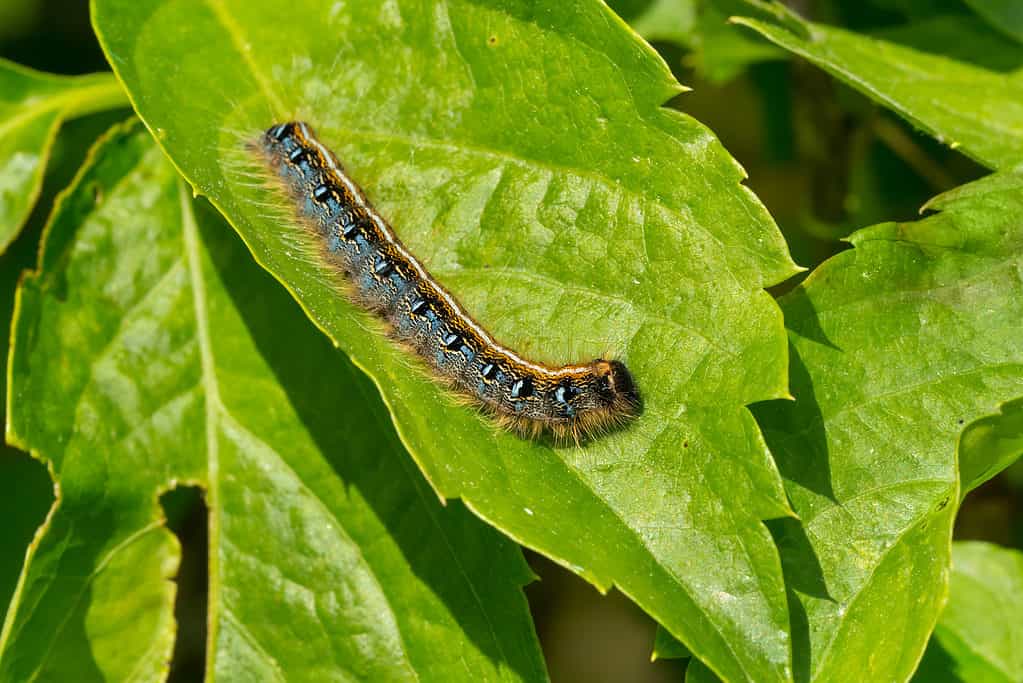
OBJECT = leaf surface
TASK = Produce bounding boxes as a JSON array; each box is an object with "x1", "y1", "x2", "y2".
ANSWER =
[
  {"x1": 93, "y1": 0, "x2": 802, "y2": 679},
  {"x1": 914, "y1": 541, "x2": 1023, "y2": 683},
  {"x1": 3, "y1": 121, "x2": 547, "y2": 682},
  {"x1": 733, "y1": 2, "x2": 1023, "y2": 171},
  {"x1": 1, "y1": 110, "x2": 128, "y2": 627},
  {"x1": 754, "y1": 172, "x2": 1023, "y2": 682},
  {"x1": 0, "y1": 59, "x2": 126, "y2": 253},
  {"x1": 964, "y1": 0, "x2": 1023, "y2": 45}
]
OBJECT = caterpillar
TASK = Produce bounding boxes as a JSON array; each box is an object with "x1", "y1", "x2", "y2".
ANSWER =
[{"x1": 254, "y1": 122, "x2": 640, "y2": 442}]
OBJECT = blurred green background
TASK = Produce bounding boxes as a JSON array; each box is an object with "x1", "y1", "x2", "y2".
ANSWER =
[{"x1": 2, "y1": 0, "x2": 1020, "y2": 680}]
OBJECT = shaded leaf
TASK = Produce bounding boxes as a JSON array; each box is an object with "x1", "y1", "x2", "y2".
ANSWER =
[
  {"x1": 694, "y1": 3, "x2": 785, "y2": 84},
  {"x1": 0, "y1": 452, "x2": 51, "y2": 626},
  {"x1": 733, "y1": 1, "x2": 1023, "y2": 170},
  {"x1": 94, "y1": 0, "x2": 802, "y2": 679},
  {"x1": 869, "y1": 14, "x2": 1023, "y2": 75},
  {"x1": 0, "y1": 227, "x2": 51, "y2": 628},
  {"x1": 687, "y1": 657, "x2": 724, "y2": 683},
  {"x1": 964, "y1": 0, "x2": 1023, "y2": 45},
  {"x1": 755, "y1": 172, "x2": 1023, "y2": 681},
  {"x1": 652, "y1": 625, "x2": 692, "y2": 661},
  {"x1": 0, "y1": 110, "x2": 129, "y2": 627},
  {"x1": 0, "y1": 59, "x2": 127, "y2": 253},
  {"x1": 3, "y1": 121, "x2": 547, "y2": 682},
  {"x1": 914, "y1": 542, "x2": 1023, "y2": 683},
  {"x1": 959, "y1": 397, "x2": 1023, "y2": 495},
  {"x1": 615, "y1": 0, "x2": 785, "y2": 83}
]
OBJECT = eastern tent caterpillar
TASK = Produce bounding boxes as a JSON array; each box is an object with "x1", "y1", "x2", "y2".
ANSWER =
[{"x1": 254, "y1": 122, "x2": 640, "y2": 441}]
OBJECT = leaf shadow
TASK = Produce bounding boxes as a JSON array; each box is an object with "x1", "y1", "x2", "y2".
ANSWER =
[
  {"x1": 4, "y1": 500, "x2": 110, "y2": 682},
  {"x1": 201, "y1": 204, "x2": 539, "y2": 679},
  {"x1": 754, "y1": 294, "x2": 847, "y2": 683},
  {"x1": 910, "y1": 635, "x2": 964, "y2": 683},
  {"x1": 764, "y1": 517, "x2": 834, "y2": 683},
  {"x1": 755, "y1": 338, "x2": 837, "y2": 503}
]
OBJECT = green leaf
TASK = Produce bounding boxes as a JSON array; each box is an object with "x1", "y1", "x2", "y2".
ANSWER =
[
  {"x1": 963, "y1": 0, "x2": 1023, "y2": 45},
  {"x1": 0, "y1": 452, "x2": 51, "y2": 626},
  {"x1": 1, "y1": 110, "x2": 128, "y2": 627},
  {"x1": 0, "y1": 206, "x2": 51, "y2": 630},
  {"x1": 613, "y1": 0, "x2": 785, "y2": 84},
  {"x1": 694, "y1": 4, "x2": 785, "y2": 84},
  {"x1": 732, "y1": 2, "x2": 1023, "y2": 171},
  {"x1": 754, "y1": 172, "x2": 1023, "y2": 682},
  {"x1": 914, "y1": 542, "x2": 1023, "y2": 683},
  {"x1": 3, "y1": 121, "x2": 547, "y2": 682},
  {"x1": 652, "y1": 625, "x2": 692, "y2": 661},
  {"x1": 687, "y1": 657, "x2": 724, "y2": 683},
  {"x1": 0, "y1": 59, "x2": 127, "y2": 253},
  {"x1": 869, "y1": 14, "x2": 1023, "y2": 75},
  {"x1": 610, "y1": 0, "x2": 698, "y2": 47},
  {"x1": 93, "y1": 1, "x2": 802, "y2": 679},
  {"x1": 959, "y1": 397, "x2": 1023, "y2": 495}
]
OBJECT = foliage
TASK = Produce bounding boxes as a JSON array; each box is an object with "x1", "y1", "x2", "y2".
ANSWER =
[
  {"x1": 0, "y1": 59, "x2": 125, "y2": 252},
  {"x1": 0, "y1": 0, "x2": 1021, "y2": 681},
  {"x1": 4, "y1": 120, "x2": 545, "y2": 682},
  {"x1": 914, "y1": 541, "x2": 1023, "y2": 683}
]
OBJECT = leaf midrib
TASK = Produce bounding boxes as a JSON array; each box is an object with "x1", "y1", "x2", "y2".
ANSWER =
[
  {"x1": 179, "y1": 184, "x2": 419, "y2": 680},
  {"x1": 183, "y1": 179, "x2": 525, "y2": 681}
]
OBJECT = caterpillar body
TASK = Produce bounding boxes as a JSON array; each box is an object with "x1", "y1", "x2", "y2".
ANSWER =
[{"x1": 255, "y1": 122, "x2": 640, "y2": 441}]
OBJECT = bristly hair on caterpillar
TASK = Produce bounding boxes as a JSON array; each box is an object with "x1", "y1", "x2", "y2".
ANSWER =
[{"x1": 250, "y1": 121, "x2": 641, "y2": 443}]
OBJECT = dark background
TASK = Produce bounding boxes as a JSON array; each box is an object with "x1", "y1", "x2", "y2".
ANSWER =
[{"x1": 2, "y1": 0, "x2": 1020, "y2": 680}]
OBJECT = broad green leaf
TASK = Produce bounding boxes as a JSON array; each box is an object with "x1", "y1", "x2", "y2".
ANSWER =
[
  {"x1": 94, "y1": 0, "x2": 802, "y2": 679},
  {"x1": 3, "y1": 121, "x2": 547, "y2": 682},
  {"x1": 732, "y1": 2, "x2": 1023, "y2": 171},
  {"x1": 754, "y1": 172, "x2": 1023, "y2": 682},
  {"x1": 0, "y1": 59, "x2": 127, "y2": 253},
  {"x1": 914, "y1": 542, "x2": 1023, "y2": 683},
  {"x1": 964, "y1": 0, "x2": 1023, "y2": 45}
]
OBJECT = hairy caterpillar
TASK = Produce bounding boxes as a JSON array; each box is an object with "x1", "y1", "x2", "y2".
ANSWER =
[{"x1": 254, "y1": 122, "x2": 640, "y2": 441}]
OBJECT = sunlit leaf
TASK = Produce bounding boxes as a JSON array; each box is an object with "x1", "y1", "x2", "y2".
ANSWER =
[
  {"x1": 914, "y1": 542, "x2": 1023, "y2": 683},
  {"x1": 93, "y1": 0, "x2": 802, "y2": 680},
  {"x1": 0, "y1": 59, "x2": 126, "y2": 252},
  {"x1": 755, "y1": 172, "x2": 1023, "y2": 681}
]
